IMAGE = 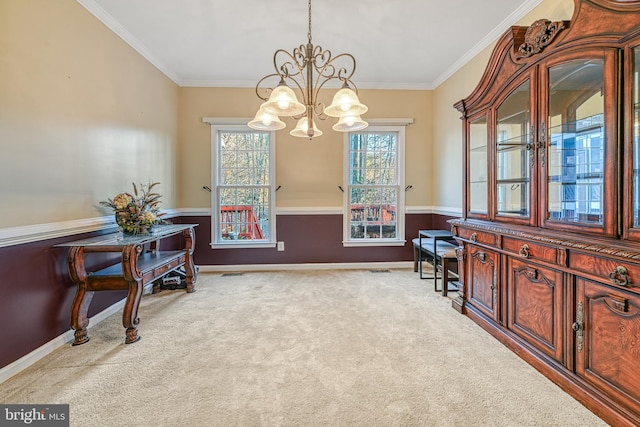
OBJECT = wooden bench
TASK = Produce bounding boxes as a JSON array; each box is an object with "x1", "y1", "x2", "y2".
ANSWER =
[{"x1": 412, "y1": 237, "x2": 459, "y2": 296}]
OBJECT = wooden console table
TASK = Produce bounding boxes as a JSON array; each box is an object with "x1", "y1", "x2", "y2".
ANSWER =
[{"x1": 57, "y1": 224, "x2": 198, "y2": 345}]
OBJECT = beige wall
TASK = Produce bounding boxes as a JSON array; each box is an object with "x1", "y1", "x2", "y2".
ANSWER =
[
  {"x1": 432, "y1": 0, "x2": 575, "y2": 212},
  {"x1": 0, "y1": 0, "x2": 580, "y2": 230},
  {"x1": 0, "y1": 0, "x2": 179, "y2": 228},
  {"x1": 178, "y1": 88, "x2": 433, "y2": 210}
]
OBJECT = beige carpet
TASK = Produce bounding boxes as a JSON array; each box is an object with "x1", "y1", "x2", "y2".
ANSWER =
[{"x1": 1, "y1": 269, "x2": 606, "y2": 426}]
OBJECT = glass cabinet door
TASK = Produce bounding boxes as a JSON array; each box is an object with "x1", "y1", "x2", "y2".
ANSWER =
[
  {"x1": 633, "y1": 47, "x2": 640, "y2": 229},
  {"x1": 546, "y1": 59, "x2": 605, "y2": 226},
  {"x1": 496, "y1": 80, "x2": 531, "y2": 220},
  {"x1": 469, "y1": 115, "x2": 488, "y2": 216}
]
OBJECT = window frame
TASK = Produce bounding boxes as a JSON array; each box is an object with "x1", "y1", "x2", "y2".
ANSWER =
[
  {"x1": 342, "y1": 124, "x2": 406, "y2": 247},
  {"x1": 207, "y1": 120, "x2": 277, "y2": 249}
]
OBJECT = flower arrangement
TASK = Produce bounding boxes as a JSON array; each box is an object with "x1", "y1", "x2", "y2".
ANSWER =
[{"x1": 100, "y1": 182, "x2": 166, "y2": 234}]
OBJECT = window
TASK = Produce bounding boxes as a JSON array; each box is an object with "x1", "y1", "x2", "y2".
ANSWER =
[
  {"x1": 343, "y1": 125, "x2": 405, "y2": 246},
  {"x1": 207, "y1": 120, "x2": 276, "y2": 248}
]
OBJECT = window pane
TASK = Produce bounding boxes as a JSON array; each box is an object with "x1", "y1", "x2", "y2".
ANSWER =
[
  {"x1": 215, "y1": 130, "x2": 272, "y2": 243},
  {"x1": 347, "y1": 131, "x2": 401, "y2": 241},
  {"x1": 218, "y1": 186, "x2": 270, "y2": 240},
  {"x1": 381, "y1": 169, "x2": 396, "y2": 185}
]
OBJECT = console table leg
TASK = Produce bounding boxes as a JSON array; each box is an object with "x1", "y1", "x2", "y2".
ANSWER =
[
  {"x1": 182, "y1": 227, "x2": 197, "y2": 293},
  {"x1": 70, "y1": 285, "x2": 94, "y2": 346},
  {"x1": 122, "y1": 280, "x2": 143, "y2": 344},
  {"x1": 184, "y1": 263, "x2": 197, "y2": 293}
]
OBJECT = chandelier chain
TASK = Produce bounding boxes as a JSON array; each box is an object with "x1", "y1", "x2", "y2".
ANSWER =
[{"x1": 307, "y1": 0, "x2": 312, "y2": 44}]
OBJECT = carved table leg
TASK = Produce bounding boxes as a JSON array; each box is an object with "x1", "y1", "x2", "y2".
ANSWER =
[
  {"x1": 183, "y1": 227, "x2": 197, "y2": 293},
  {"x1": 122, "y1": 279, "x2": 143, "y2": 344},
  {"x1": 184, "y1": 263, "x2": 197, "y2": 293},
  {"x1": 70, "y1": 284, "x2": 94, "y2": 346}
]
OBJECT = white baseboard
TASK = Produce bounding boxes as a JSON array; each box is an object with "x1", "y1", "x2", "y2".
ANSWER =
[
  {"x1": 0, "y1": 298, "x2": 127, "y2": 384},
  {"x1": 199, "y1": 261, "x2": 413, "y2": 273}
]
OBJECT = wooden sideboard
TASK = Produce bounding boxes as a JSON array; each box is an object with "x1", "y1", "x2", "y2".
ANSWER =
[
  {"x1": 57, "y1": 224, "x2": 198, "y2": 345},
  {"x1": 450, "y1": 220, "x2": 640, "y2": 425}
]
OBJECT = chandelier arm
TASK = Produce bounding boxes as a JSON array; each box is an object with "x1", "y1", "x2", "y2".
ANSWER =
[
  {"x1": 284, "y1": 75, "x2": 306, "y2": 105},
  {"x1": 315, "y1": 52, "x2": 357, "y2": 83},
  {"x1": 272, "y1": 47, "x2": 309, "y2": 107},
  {"x1": 255, "y1": 73, "x2": 281, "y2": 101},
  {"x1": 273, "y1": 48, "x2": 304, "y2": 79}
]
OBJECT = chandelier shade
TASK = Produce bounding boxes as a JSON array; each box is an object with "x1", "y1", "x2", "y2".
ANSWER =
[
  {"x1": 261, "y1": 83, "x2": 306, "y2": 117},
  {"x1": 248, "y1": 107, "x2": 286, "y2": 131},
  {"x1": 332, "y1": 115, "x2": 368, "y2": 132},
  {"x1": 247, "y1": 0, "x2": 367, "y2": 138},
  {"x1": 324, "y1": 86, "x2": 368, "y2": 118},
  {"x1": 290, "y1": 117, "x2": 323, "y2": 138}
]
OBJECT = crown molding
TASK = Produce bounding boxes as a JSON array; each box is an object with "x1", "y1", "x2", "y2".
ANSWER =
[
  {"x1": 431, "y1": 0, "x2": 543, "y2": 88},
  {"x1": 76, "y1": 0, "x2": 181, "y2": 84}
]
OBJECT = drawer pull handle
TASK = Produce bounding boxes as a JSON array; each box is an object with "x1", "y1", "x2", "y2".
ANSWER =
[
  {"x1": 608, "y1": 266, "x2": 629, "y2": 287},
  {"x1": 470, "y1": 233, "x2": 478, "y2": 243},
  {"x1": 519, "y1": 244, "x2": 530, "y2": 258}
]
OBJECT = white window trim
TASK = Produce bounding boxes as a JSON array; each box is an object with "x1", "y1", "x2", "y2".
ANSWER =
[
  {"x1": 204, "y1": 118, "x2": 277, "y2": 249},
  {"x1": 342, "y1": 123, "x2": 408, "y2": 247}
]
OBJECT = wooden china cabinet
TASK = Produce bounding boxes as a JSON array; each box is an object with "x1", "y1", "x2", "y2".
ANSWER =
[{"x1": 450, "y1": 1, "x2": 640, "y2": 424}]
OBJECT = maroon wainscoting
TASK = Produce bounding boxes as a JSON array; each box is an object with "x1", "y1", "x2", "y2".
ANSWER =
[
  {"x1": 0, "y1": 213, "x2": 459, "y2": 370},
  {"x1": 0, "y1": 231, "x2": 123, "y2": 370},
  {"x1": 176, "y1": 213, "x2": 457, "y2": 266}
]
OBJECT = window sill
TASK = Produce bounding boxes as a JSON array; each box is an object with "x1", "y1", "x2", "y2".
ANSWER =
[
  {"x1": 342, "y1": 239, "x2": 406, "y2": 248},
  {"x1": 210, "y1": 242, "x2": 276, "y2": 249}
]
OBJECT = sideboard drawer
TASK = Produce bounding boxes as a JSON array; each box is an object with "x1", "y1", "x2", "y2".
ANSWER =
[
  {"x1": 456, "y1": 228, "x2": 496, "y2": 247},
  {"x1": 569, "y1": 251, "x2": 640, "y2": 293},
  {"x1": 502, "y1": 236, "x2": 557, "y2": 265}
]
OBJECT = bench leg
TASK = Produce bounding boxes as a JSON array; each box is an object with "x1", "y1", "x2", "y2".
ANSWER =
[
  {"x1": 434, "y1": 255, "x2": 439, "y2": 292},
  {"x1": 419, "y1": 252, "x2": 435, "y2": 280},
  {"x1": 442, "y1": 257, "x2": 449, "y2": 297}
]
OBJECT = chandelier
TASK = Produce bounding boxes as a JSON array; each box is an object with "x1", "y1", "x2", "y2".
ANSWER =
[{"x1": 248, "y1": 0, "x2": 368, "y2": 138}]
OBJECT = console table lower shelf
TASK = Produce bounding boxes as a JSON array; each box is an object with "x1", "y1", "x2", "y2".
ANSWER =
[{"x1": 57, "y1": 224, "x2": 198, "y2": 345}]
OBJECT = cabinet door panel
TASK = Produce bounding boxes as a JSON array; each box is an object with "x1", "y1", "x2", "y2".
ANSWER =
[
  {"x1": 468, "y1": 114, "x2": 489, "y2": 217},
  {"x1": 626, "y1": 44, "x2": 640, "y2": 239},
  {"x1": 495, "y1": 76, "x2": 535, "y2": 225},
  {"x1": 576, "y1": 278, "x2": 640, "y2": 415},
  {"x1": 507, "y1": 258, "x2": 564, "y2": 362},
  {"x1": 468, "y1": 246, "x2": 500, "y2": 322},
  {"x1": 541, "y1": 49, "x2": 618, "y2": 236}
]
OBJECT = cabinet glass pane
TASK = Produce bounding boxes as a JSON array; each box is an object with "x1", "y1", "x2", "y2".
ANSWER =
[
  {"x1": 633, "y1": 47, "x2": 640, "y2": 227},
  {"x1": 547, "y1": 60, "x2": 604, "y2": 224},
  {"x1": 496, "y1": 81, "x2": 530, "y2": 217},
  {"x1": 469, "y1": 116, "x2": 488, "y2": 213}
]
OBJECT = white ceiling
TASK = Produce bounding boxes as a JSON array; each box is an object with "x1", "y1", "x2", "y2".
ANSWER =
[{"x1": 78, "y1": 0, "x2": 542, "y2": 90}]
